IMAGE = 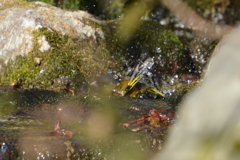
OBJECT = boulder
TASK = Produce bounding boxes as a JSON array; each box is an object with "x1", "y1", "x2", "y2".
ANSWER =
[{"x1": 0, "y1": 0, "x2": 111, "y2": 88}]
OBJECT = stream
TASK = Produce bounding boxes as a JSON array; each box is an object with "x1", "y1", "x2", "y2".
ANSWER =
[{"x1": 0, "y1": 87, "x2": 173, "y2": 159}]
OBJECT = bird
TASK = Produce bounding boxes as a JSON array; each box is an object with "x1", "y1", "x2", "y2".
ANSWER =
[{"x1": 112, "y1": 57, "x2": 165, "y2": 98}]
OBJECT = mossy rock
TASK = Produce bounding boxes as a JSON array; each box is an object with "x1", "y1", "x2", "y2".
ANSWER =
[
  {"x1": 0, "y1": 27, "x2": 110, "y2": 90},
  {"x1": 123, "y1": 20, "x2": 185, "y2": 74},
  {"x1": 0, "y1": 0, "x2": 114, "y2": 90},
  {"x1": 105, "y1": 20, "x2": 185, "y2": 76}
]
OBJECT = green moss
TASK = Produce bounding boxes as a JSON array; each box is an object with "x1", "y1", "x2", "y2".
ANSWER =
[
  {"x1": 0, "y1": 27, "x2": 110, "y2": 89},
  {"x1": 130, "y1": 21, "x2": 183, "y2": 55}
]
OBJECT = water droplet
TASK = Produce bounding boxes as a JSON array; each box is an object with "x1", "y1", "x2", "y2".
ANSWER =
[
  {"x1": 156, "y1": 47, "x2": 161, "y2": 53},
  {"x1": 187, "y1": 80, "x2": 192, "y2": 84},
  {"x1": 160, "y1": 19, "x2": 167, "y2": 25},
  {"x1": 113, "y1": 74, "x2": 118, "y2": 79},
  {"x1": 170, "y1": 78, "x2": 175, "y2": 85},
  {"x1": 107, "y1": 69, "x2": 113, "y2": 74},
  {"x1": 1, "y1": 142, "x2": 7, "y2": 153}
]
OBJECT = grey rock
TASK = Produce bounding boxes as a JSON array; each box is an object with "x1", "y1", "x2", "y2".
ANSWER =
[{"x1": 0, "y1": 1, "x2": 106, "y2": 64}]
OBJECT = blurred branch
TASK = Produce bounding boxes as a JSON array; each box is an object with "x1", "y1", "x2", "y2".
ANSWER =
[
  {"x1": 116, "y1": 1, "x2": 154, "y2": 44},
  {"x1": 152, "y1": 26, "x2": 240, "y2": 160},
  {"x1": 160, "y1": 0, "x2": 233, "y2": 39}
]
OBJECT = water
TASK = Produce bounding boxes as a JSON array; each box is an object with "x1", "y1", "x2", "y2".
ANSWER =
[{"x1": 0, "y1": 88, "x2": 172, "y2": 159}]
